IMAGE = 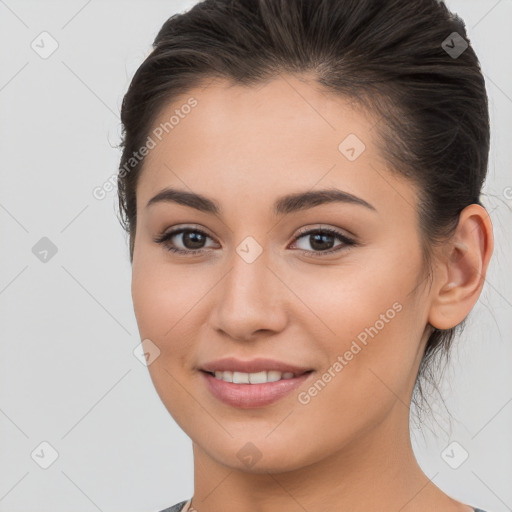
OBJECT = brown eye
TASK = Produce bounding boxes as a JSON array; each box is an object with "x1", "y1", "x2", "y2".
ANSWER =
[
  {"x1": 291, "y1": 228, "x2": 356, "y2": 256},
  {"x1": 153, "y1": 228, "x2": 217, "y2": 255}
]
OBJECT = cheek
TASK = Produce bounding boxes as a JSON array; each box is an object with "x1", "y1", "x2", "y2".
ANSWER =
[
  {"x1": 284, "y1": 279, "x2": 423, "y2": 461},
  {"x1": 289, "y1": 250, "x2": 426, "y2": 401},
  {"x1": 131, "y1": 256, "x2": 206, "y2": 339},
  {"x1": 131, "y1": 257, "x2": 218, "y2": 398},
  {"x1": 288, "y1": 247, "x2": 419, "y2": 341},
  {"x1": 131, "y1": 259, "x2": 204, "y2": 424}
]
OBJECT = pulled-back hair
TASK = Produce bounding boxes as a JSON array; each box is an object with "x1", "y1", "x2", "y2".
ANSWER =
[{"x1": 117, "y1": 0, "x2": 490, "y2": 424}]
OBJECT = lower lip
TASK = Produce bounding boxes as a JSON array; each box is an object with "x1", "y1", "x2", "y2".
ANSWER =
[{"x1": 201, "y1": 371, "x2": 313, "y2": 409}]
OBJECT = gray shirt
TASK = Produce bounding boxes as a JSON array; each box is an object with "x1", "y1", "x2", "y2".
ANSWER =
[{"x1": 157, "y1": 500, "x2": 490, "y2": 512}]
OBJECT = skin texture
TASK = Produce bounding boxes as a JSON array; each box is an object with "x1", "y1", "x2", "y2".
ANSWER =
[{"x1": 130, "y1": 74, "x2": 493, "y2": 512}]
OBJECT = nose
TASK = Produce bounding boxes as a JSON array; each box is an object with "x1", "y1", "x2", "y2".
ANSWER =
[{"x1": 207, "y1": 248, "x2": 289, "y2": 342}]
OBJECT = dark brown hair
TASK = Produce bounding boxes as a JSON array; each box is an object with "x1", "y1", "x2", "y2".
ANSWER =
[{"x1": 117, "y1": 0, "x2": 490, "y2": 423}]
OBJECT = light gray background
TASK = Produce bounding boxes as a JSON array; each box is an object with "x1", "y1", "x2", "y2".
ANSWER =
[{"x1": 0, "y1": 1, "x2": 510, "y2": 511}]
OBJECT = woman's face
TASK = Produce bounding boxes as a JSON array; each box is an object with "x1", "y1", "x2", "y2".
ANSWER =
[{"x1": 131, "y1": 75, "x2": 434, "y2": 472}]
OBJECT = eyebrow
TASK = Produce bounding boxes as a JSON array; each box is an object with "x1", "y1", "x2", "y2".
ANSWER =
[{"x1": 145, "y1": 187, "x2": 377, "y2": 215}]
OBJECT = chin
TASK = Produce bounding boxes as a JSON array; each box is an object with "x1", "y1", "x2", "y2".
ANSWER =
[{"x1": 196, "y1": 433, "x2": 318, "y2": 474}]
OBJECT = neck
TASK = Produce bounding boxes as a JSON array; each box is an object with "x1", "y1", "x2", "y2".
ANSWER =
[{"x1": 189, "y1": 401, "x2": 461, "y2": 512}]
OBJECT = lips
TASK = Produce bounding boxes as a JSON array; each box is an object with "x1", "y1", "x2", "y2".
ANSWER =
[
  {"x1": 201, "y1": 370, "x2": 314, "y2": 408},
  {"x1": 199, "y1": 357, "x2": 314, "y2": 408}
]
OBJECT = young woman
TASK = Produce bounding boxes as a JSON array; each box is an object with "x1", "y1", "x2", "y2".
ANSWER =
[{"x1": 117, "y1": 0, "x2": 495, "y2": 510}]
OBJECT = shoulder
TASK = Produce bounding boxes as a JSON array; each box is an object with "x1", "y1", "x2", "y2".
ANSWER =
[{"x1": 155, "y1": 500, "x2": 189, "y2": 512}]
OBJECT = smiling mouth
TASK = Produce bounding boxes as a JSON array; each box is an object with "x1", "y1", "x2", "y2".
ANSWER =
[{"x1": 200, "y1": 369, "x2": 315, "y2": 409}]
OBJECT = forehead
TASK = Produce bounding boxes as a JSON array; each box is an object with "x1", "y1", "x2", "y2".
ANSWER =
[
  {"x1": 143, "y1": 74, "x2": 378, "y2": 169},
  {"x1": 136, "y1": 74, "x2": 417, "y2": 221}
]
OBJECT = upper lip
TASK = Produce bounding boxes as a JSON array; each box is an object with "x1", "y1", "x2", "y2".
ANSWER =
[{"x1": 201, "y1": 357, "x2": 313, "y2": 375}]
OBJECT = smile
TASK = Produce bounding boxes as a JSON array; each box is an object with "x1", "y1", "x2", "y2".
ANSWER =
[{"x1": 201, "y1": 370, "x2": 314, "y2": 408}]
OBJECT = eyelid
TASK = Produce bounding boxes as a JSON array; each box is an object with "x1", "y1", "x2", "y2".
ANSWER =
[
  {"x1": 154, "y1": 223, "x2": 216, "y2": 242},
  {"x1": 292, "y1": 224, "x2": 355, "y2": 241}
]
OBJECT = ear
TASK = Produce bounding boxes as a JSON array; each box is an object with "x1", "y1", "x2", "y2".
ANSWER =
[{"x1": 428, "y1": 204, "x2": 494, "y2": 330}]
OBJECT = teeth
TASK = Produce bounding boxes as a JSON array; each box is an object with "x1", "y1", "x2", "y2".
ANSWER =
[
  {"x1": 248, "y1": 371, "x2": 267, "y2": 384},
  {"x1": 213, "y1": 370, "x2": 297, "y2": 384},
  {"x1": 267, "y1": 370, "x2": 283, "y2": 382},
  {"x1": 233, "y1": 371, "x2": 249, "y2": 384},
  {"x1": 219, "y1": 370, "x2": 233, "y2": 382}
]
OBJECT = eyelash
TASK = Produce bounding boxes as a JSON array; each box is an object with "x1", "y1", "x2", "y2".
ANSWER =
[{"x1": 153, "y1": 225, "x2": 356, "y2": 258}]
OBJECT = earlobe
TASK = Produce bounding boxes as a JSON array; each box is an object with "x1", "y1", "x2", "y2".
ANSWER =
[{"x1": 428, "y1": 204, "x2": 494, "y2": 330}]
